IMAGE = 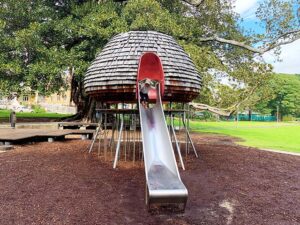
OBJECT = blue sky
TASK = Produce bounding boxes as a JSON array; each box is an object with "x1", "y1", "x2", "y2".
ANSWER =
[{"x1": 233, "y1": 0, "x2": 300, "y2": 74}]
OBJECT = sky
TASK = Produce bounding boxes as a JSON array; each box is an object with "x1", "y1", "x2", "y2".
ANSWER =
[{"x1": 233, "y1": 0, "x2": 300, "y2": 74}]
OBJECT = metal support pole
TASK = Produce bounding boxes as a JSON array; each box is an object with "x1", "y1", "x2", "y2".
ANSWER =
[
  {"x1": 113, "y1": 115, "x2": 124, "y2": 169},
  {"x1": 139, "y1": 123, "x2": 142, "y2": 161},
  {"x1": 179, "y1": 111, "x2": 181, "y2": 130},
  {"x1": 88, "y1": 120, "x2": 101, "y2": 154},
  {"x1": 187, "y1": 104, "x2": 190, "y2": 154},
  {"x1": 109, "y1": 117, "x2": 114, "y2": 145},
  {"x1": 171, "y1": 115, "x2": 185, "y2": 170},
  {"x1": 104, "y1": 112, "x2": 107, "y2": 161},
  {"x1": 133, "y1": 114, "x2": 136, "y2": 164},
  {"x1": 187, "y1": 104, "x2": 190, "y2": 131},
  {"x1": 109, "y1": 114, "x2": 116, "y2": 150},
  {"x1": 124, "y1": 123, "x2": 127, "y2": 162},
  {"x1": 183, "y1": 105, "x2": 188, "y2": 157},
  {"x1": 182, "y1": 115, "x2": 198, "y2": 158},
  {"x1": 98, "y1": 129, "x2": 101, "y2": 157},
  {"x1": 97, "y1": 113, "x2": 103, "y2": 156}
]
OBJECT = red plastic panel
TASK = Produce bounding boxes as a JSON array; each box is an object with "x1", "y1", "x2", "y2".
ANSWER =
[{"x1": 137, "y1": 52, "x2": 165, "y2": 100}]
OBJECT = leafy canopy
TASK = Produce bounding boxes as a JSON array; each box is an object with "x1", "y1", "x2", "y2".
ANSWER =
[
  {"x1": 255, "y1": 74, "x2": 300, "y2": 117},
  {"x1": 0, "y1": 0, "x2": 298, "y2": 112}
]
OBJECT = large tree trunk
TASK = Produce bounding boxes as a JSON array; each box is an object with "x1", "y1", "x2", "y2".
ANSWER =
[
  {"x1": 248, "y1": 109, "x2": 252, "y2": 121},
  {"x1": 65, "y1": 73, "x2": 97, "y2": 122}
]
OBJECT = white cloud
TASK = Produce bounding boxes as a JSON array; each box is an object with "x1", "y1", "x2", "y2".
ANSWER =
[
  {"x1": 233, "y1": 0, "x2": 300, "y2": 74},
  {"x1": 263, "y1": 39, "x2": 300, "y2": 74},
  {"x1": 233, "y1": 0, "x2": 259, "y2": 16}
]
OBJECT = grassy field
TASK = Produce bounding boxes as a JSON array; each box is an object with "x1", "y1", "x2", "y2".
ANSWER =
[
  {"x1": 189, "y1": 121, "x2": 300, "y2": 153},
  {"x1": 0, "y1": 109, "x2": 71, "y2": 119}
]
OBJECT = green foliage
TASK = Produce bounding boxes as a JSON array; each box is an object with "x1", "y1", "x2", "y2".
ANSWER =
[
  {"x1": 0, "y1": 0, "x2": 124, "y2": 95},
  {"x1": 123, "y1": 0, "x2": 186, "y2": 37},
  {"x1": 0, "y1": 109, "x2": 70, "y2": 119},
  {"x1": 256, "y1": 0, "x2": 299, "y2": 47},
  {"x1": 31, "y1": 105, "x2": 46, "y2": 113},
  {"x1": 0, "y1": 109, "x2": 11, "y2": 119},
  {"x1": 0, "y1": 0, "x2": 298, "y2": 113},
  {"x1": 264, "y1": 74, "x2": 300, "y2": 117},
  {"x1": 253, "y1": 74, "x2": 300, "y2": 119},
  {"x1": 282, "y1": 115, "x2": 296, "y2": 121}
]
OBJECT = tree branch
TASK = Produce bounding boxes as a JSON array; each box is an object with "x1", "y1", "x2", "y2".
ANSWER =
[
  {"x1": 198, "y1": 36, "x2": 263, "y2": 53},
  {"x1": 181, "y1": 0, "x2": 204, "y2": 8},
  {"x1": 191, "y1": 83, "x2": 261, "y2": 117},
  {"x1": 189, "y1": 102, "x2": 231, "y2": 116},
  {"x1": 261, "y1": 29, "x2": 300, "y2": 52},
  {"x1": 198, "y1": 29, "x2": 300, "y2": 54}
]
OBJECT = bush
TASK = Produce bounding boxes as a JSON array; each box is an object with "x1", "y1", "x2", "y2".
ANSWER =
[
  {"x1": 32, "y1": 105, "x2": 46, "y2": 113},
  {"x1": 282, "y1": 115, "x2": 296, "y2": 122}
]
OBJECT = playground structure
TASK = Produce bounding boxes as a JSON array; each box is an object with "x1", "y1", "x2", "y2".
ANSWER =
[{"x1": 84, "y1": 31, "x2": 201, "y2": 211}]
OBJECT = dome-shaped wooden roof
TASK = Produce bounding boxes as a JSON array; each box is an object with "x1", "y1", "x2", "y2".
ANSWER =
[{"x1": 84, "y1": 31, "x2": 201, "y2": 102}]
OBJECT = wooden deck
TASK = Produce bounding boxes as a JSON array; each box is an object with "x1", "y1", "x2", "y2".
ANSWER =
[
  {"x1": 58, "y1": 122, "x2": 99, "y2": 129},
  {"x1": 0, "y1": 128, "x2": 95, "y2": 142}
]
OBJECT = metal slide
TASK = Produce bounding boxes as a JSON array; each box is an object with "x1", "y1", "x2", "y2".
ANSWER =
[{"x1": 138, "y1": 85, "x2": 188, "y2": 210}]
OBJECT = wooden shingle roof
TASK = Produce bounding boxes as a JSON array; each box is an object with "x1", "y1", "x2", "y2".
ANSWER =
[{"x1": 84, "y1": 31, "x2": 202, "y2": 102}]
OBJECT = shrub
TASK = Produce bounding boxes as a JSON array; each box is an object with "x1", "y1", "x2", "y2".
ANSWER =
[
  {"x1": 32, "y1": 105, "x2": 46, "y2": 113},
  {"x1": 282, "y1": 115, "x2": 296, "y2": 121}
]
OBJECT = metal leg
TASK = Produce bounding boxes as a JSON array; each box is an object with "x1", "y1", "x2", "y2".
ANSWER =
[
  {"x1": 124, "y1": 123, "x2": 127, "y2": 162},
  {"x1": 113, "y1": 115, "x2": 124, "y2": 169},
  {"x1": 110, "y1": 114, "x2": 118, "y2": 154},
  {"x1": 182, "y1": 115, "x2": 198, "y2": 158},
  {"x1": 104, "y1": 112, "x2": 107, "y2": 161},
  {"x1": 183, "y1": 112, "x2": 188, "y2": 157},
  {"x1": 171, "y1": 115, "x2": 185, "y2": 170},
  {"x1": 98, "y1": 129, "x2": 101, "y2": 157},
  {"x1": 133, "y1": 114, "x2": 136, "y2": 164},
  {"x1": 88, "y1": 126, "x2": 99, "y2": 153},
  {"x1": 138, "y1": 127, "x2": 141, "y2": 161},
  {"x1": 109, "y1": 115, "x2": 116, "y2": 158}
]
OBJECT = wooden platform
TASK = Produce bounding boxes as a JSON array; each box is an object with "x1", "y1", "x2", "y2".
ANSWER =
[
  {"x1": 95, "y1": 109, "x2": 187, "y2": 114},
  {"x1": 0, "y1": 145, "x2": 14, "y2": 151},
  {"x1": 58, "y1": 122, "x2": 98, "y2": 129},
  {"x1": 0, "y1": 128, "x2": 95, "y2": 142}
]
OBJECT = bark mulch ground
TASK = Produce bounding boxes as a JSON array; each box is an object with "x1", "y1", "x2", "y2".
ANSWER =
[{"x1": 0, "y1": 133, "x2": 299, "y2": 225}]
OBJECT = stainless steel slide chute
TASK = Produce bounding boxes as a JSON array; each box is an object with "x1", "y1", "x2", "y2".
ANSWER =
[{"x1": 138, "y1": 84, "x2": 188, "y2": 211}]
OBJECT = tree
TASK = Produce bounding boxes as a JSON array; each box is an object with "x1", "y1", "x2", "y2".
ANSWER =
[
  {"x1": 0, "y1": 0, "x2": 73, "y2": 95},
  {"x1": 257, "y1": 74, "x2": 300, "y2": 118},
  {"x1": 0, "y1": 1, "x2": 127, "y2": 119},
  {"x1": 190, "y1": 0, "x2": 300, "y2": 55},
  {"x1": 0, "y1": 0, "x2": 299, "y2": 120}
]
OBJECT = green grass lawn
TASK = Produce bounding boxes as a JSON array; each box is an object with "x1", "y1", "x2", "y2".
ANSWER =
[
  {"x1": 189, "y1": 121, "x2": 300, "y2": 153},
  {"x1": 0, "y1": 109, "x2": 72, "y2": 119}
]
